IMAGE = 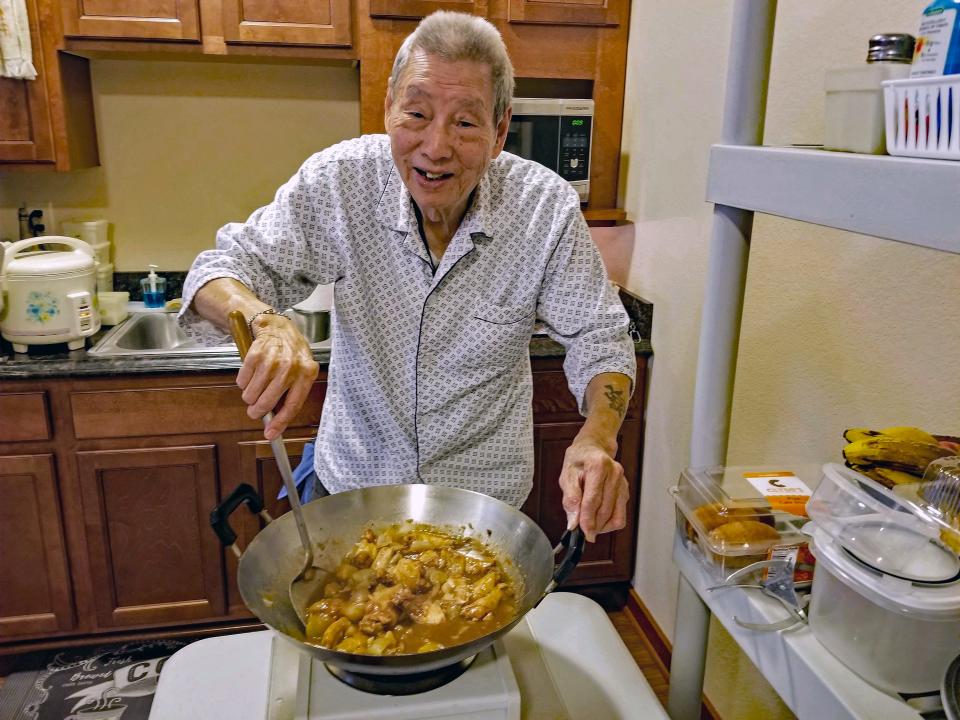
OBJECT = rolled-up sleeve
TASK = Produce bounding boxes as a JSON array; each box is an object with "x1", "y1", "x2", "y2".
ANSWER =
[
  {"x1": 179, "y1": 155, "x2": 345, "y2": 342},
  {"x1": 536, "y1": 205, "x2": 636, "y2": 415}
]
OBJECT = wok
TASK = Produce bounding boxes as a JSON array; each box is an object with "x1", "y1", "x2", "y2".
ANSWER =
[{"x1": 210, "y1": 482, "x2": 584, "y2": 680}]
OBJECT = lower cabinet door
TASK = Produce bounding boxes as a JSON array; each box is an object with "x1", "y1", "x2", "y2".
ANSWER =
[
  {"x1": 76, "y1": 446, "x2": 226, "y2": 628},
  {"x1": 533, "y1": 419, "x2": 641, "y2": 584},
  {"x1": 0, "y1": 454, "x2": 74, "y2": 638}
]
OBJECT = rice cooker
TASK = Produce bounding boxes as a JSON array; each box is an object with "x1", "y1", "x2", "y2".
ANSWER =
[{"x1": 0, "y1": 236, "x2": 100, "y2": 352}]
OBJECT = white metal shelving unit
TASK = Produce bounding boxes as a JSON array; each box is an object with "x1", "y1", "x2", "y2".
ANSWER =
[{"x1": 666, "y1": 2, "x2": 960, "y2": 720}]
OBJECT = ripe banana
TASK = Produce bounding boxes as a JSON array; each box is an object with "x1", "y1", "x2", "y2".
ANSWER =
[
  {"x1": 843, "y1": 426, "x2": 940, "y2": 445},
  {"x1": 865, "y1": 466, "x2": 923, "y2": 487},
  {"x1": 843, "y1": 428, "x2": 880, "y2": 443},
  {"x1": 878, "y1": 426, "x2": 941, "y2": 445},
  {"x1": 843, "y1": 437, "x2": 953, "y2": 474}
]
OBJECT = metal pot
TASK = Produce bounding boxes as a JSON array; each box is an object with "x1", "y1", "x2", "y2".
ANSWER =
[
  {"x1": 210, "y1": 483, "x2": 583, "y2": 684},
  {"x1": 283, "y1": 306, "x2": 330, "y2": 343}
]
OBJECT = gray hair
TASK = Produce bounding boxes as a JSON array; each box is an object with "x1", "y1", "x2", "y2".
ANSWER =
[{"x1": 389, "y1": 11, "x2": 515, "y2": 123}]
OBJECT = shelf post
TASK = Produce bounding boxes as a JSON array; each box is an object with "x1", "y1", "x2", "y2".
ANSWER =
[{"x1": 667, "y1": 2, "x2": 777, "y2": 719}]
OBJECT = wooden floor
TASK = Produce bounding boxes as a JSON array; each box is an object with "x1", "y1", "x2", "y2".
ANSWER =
[{"x1": 608, "y1": 608, "x2": 671, "y2": 708}]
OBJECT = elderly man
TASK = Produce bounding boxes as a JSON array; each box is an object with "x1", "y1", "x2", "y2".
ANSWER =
[{"x1": 180, "y1": 11, "x2": 635, "y2": 542}]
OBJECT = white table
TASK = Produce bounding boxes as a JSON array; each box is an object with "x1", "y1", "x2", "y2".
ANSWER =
[
  {"x1": 673, "y1": 536, "x2": 924, "y2": 720},
  {"x1": 150, "y1": 592, "x2": 669, "y2": 720}
]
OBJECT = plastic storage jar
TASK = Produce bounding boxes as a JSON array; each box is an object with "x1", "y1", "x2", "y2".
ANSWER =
[
  {"x1": 671, "y1": 465, "x2": 818, "y2": 576},
  {"x1": 808, "y1": 523, "x2": 960, "y2": 693},
  {"x1": 824, "y1": 34, "x2": 914, "y2": 154}
]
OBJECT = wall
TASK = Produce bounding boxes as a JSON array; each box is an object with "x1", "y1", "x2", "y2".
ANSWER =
[
  {"x1": 620, "y1": 1, "x2": 960, "y2": 718},
  {"x1": 0, "y1": 60, "x2": 360, "y2": 271}
]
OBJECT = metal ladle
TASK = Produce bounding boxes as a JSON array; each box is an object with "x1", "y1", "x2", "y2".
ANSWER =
[{"x1": 228, "y1": 309, "x2": 324, "y2": 629}]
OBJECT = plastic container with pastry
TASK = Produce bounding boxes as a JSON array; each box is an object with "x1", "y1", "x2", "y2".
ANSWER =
[{"x1": 671, "y1": 465, "x2": 820, "y2": 576}]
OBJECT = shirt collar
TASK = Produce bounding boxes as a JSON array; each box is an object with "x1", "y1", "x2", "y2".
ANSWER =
[{"x1": 376, "y1": 164, "x2": 495, "y2": 243}]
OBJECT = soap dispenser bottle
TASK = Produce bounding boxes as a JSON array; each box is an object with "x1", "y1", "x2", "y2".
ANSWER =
[{"x1": 141, "y1": 265, "x2": 167, "y2": 308}]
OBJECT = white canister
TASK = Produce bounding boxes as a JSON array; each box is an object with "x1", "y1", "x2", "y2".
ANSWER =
[
  {"x1": 96, "y1": 262, "x2": 114, "y2": 293},
  {"x1": 808, "y1": 525, "x2": 960, "y2": 694},
  {"x1": 62, "y1": 219, "x2": 110, "y2": 264}
]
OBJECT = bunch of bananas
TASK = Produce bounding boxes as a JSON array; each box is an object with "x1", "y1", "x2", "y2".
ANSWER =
[{"x1": 842, "y1": 426, "x2": 954, "y2": 488}]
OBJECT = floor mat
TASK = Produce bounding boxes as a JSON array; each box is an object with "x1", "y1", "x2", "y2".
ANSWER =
[{"x1": 0, "y1": 638, "x2": 194, "y2": 720}]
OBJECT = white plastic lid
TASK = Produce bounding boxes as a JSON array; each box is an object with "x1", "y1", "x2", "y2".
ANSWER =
[
  {"x1": 812, "y1": 525, "x2": 960, "y2": 619},
  {"x1": 6, "y1": 248, "x2": 94, "y2": 276},
  {"x1": 839, "y1": 521, "x2": 960, "y2": 583},
  {"x1": 807, "y1": 464, "x2": 948, "y2": 554}
]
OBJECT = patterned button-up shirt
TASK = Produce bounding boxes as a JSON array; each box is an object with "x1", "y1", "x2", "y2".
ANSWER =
[{"x1": 180, "y1": 134, "x2": 635, "y2": 507}]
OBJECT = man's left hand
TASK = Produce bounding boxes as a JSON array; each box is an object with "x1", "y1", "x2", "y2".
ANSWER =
[{"x1": 558, "y1": 436, "x2": 628, "y2": 543}]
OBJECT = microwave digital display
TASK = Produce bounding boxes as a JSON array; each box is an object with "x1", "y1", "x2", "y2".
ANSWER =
[{"x1": 504, "y1": 98, "x2": 594, "y2": 203}]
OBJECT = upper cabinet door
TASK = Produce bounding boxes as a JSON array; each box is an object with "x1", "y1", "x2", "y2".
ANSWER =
[
  {"x1": 0, "y1": 104, "x2": 49, "y2": 163},
  {"x1": 221, "y1": 0, "x2": 352, "y2": 47},
  {"x1": 507, "y1": 0, "x2": 623, "y2": 27},
  {"x1": 61, "y1": 1, "x2": 201, "y2": 40},
  {"x1": 369, "y1": 1, "x2": 483, "y2": 20},
  {"x1": 0, "y1": 0, "x2": 53, "y2": 163}
]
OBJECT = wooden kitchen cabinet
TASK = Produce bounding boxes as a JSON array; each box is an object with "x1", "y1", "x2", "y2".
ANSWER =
[
  {"x1": 63, "y1": 0, "x2": 354, "y2": 48},
  {"x1": 0, "y1": 454, "x2": 75, "y2": 639},
  {"x1": 75, "y1": 445, "x2": 226, "y2": 629},
  {"x1": 506, "y1": 0, "x2": 623, "y2": 26},
  {"x1": 220, "y1": 0, "x2": 352, "y2": 47},
  {"x1": 0, "y1": 352, "x2": 644, "y2": 651},
  {"x1": 60, "y1": 0, "x2": 202, "y2": 41},
  {"x1": 0, "y1": 0, "x2": 98, "y2": 169},
  {"x1": 369, "y1": 0, "x2": 484, "y2": 20},
  {"x1": 60, "y1": 0, "x2": 356, "y2": 58},
  {"x1": 529, "y1": 356, "x2": 645, "y2": 587}
]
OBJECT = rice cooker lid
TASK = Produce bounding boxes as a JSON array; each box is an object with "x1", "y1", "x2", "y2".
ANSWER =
[
  {"x1": 5, "y1": 249, "x2": 95, "y2": 277},
  {"x1": 812, "y1": 525, "x2": 960, "y2": 619}
]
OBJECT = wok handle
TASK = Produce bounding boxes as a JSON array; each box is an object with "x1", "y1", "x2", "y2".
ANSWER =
[
  {"x1": 210, "y1": 483, "x2": 274, "y2": 558},
  {"x1": 542, "y1": 527, "x2": 585, "y2": 597}
]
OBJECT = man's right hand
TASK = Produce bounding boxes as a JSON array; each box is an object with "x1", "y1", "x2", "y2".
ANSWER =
[
  {"x1": 190, "y1": 278, "x2": 320, "y2": 441},
  {"x1": 238, "y1": 313, "x2": 319, "y2": 440}
]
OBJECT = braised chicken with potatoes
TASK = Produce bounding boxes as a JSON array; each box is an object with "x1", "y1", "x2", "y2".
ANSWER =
[{"x1": 306, "y1": 522, "x2": 519, "y2": 655}]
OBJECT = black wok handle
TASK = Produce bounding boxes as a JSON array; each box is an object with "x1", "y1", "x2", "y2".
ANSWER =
[
  {"x1": 539, "y1": 527, "x2": 585, "y2": 602},
  {"x1": 553, "y1": 527, "x2": 586, "y2": 585},
  {"x1": 210, "y1": 483, "x2": 274, "y2": 558}
]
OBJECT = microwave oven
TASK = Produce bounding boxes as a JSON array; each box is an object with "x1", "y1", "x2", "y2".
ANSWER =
[{"x1": 504, "y1": 98, "x2": 594, "y2": 203}]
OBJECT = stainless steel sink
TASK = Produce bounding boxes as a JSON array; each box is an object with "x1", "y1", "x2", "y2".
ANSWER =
[{"x1": 88, "y1": 312, "x2": 329, "y2": 357}]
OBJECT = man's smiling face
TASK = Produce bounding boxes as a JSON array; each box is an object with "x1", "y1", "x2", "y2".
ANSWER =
[{"x1": 385, "y1": 50, "x2": 510, "y2": 224}]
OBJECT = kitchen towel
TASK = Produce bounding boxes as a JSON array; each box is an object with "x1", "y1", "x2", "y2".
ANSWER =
[{"x1": 0, "y1": 0, "x2": 37, "y2": 80}]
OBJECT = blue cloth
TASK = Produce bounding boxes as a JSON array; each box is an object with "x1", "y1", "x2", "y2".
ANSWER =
[{"x1": 277, "y1": 442, "x2": 327, "y2": 503}]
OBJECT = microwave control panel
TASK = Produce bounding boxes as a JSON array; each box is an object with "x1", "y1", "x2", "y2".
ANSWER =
[{"x1": 559, "y1": 115, "x2": 592, "y2": 183}]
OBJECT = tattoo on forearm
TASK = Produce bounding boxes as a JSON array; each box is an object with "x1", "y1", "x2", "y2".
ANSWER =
[{"x1": 603, "y1": 384, "x2": 626, "y2": 418}]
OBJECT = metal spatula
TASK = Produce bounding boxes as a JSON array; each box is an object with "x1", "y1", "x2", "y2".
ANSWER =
[{"x1": 228, "y1": 310, "x2": 324, "y2": 628}]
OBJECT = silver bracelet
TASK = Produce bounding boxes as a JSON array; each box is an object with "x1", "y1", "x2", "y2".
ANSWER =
[{"x1": 247, "y1": 308, "x2": 287, "y2": 336}]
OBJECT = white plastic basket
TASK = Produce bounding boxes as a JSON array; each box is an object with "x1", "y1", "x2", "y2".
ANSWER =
[{"x1": 883, "y1": 74, "x2": 960, "y2": 159}]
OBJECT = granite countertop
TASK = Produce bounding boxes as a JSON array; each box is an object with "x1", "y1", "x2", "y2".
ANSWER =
[{"x1": 0, "y1": 288, "x2": 652, "y2": 380}]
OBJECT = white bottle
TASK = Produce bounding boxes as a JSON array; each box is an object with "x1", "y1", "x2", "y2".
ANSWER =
[{"x1": 824, "y1": 34, "x2": 915, "y2": 154}]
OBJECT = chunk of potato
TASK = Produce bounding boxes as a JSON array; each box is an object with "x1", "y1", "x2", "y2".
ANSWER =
[
  {"x1": 320, "y1": 617, "x2": 353, "y2": 647},
  {"x1": 367, "y1": 630, "x2": 398, "y2": 656}
]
